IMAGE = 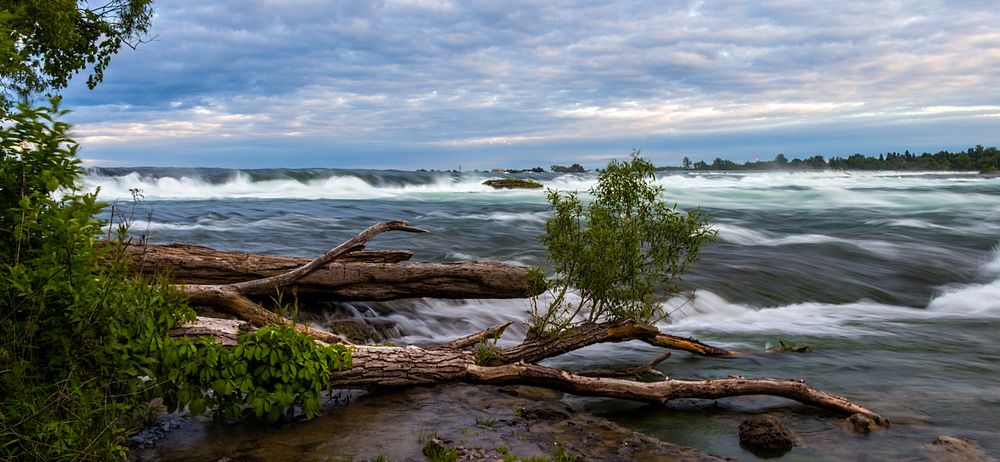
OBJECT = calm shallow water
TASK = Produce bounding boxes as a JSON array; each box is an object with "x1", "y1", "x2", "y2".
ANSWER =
[{"x1": 89, "y1": 168, "x2": 1000, "y2": 460}]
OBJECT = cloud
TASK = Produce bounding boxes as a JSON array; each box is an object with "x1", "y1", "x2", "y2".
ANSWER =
[{"x1": 59, "y1": 0, "x2": 1000, "y2": 167}]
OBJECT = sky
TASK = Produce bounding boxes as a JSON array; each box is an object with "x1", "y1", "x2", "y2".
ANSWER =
[{"x1": 60, "y1": 0, "x2": 1000, "y2": 170}]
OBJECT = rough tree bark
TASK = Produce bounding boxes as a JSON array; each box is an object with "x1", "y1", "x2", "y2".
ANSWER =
[
  {"x1": 125, "y1": 243, "x2": 539, "y2": 300},
  {"x1": 167, "y1": 221, "x2": 889, "y2": 427}
]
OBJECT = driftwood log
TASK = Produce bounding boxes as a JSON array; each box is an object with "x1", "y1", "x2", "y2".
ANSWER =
[
  {"x1": 181, "y1": 317, "x2": 886, "y2": 425},
  {"x1": 125, "y1": 243, "x2": 538, "y2": 300},
  {"x1": 166, "y1": 220, "x2": 888, "y2": 426}
]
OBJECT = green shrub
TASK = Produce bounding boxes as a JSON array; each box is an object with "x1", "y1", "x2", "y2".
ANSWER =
[
  {"x1": 0, "y1": 101, "x2": 353, "y2": 460},
  {"x1": 1, "y1": 99, "x2": 194, "y2": 460},
  {"x1": 530, "y1": 152, "x2": 715, "y2": 337},
  {"x1": 159, "y1": 324, "x2": 352, "y2": 422}
]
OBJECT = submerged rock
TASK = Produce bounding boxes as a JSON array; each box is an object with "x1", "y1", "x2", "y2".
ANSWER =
[
  {"x1": 132, "y1": 384, "x2": 732, "y2": 461},
  {"x1": 923, "y1": 436, "x2": 997, "y2": 462},
  {"x1": 844, "y1": 413, "x2": 879, "y2": 434},
  {"x1": 327, "y1": 318, "x2": 382, "y2": 343},
  {"x1": 738, "y1": 414, "x2": 798, "y2": 456}
]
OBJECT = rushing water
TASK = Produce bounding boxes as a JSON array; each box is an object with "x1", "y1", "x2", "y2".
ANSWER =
[{"x1": 87, "y1": 167, "x2": 1000, "y2": 460}]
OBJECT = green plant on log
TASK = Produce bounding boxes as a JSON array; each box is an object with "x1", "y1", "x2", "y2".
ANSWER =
[
  {"x1": 473, "y1": 333, "x2": 503, "y2": 366},
  {"x1": 529, "y1": 151, "x2": 716, "y2": 338},
  {"x1": 159, "y1": 324, "x2": 352, "y2": 422}
]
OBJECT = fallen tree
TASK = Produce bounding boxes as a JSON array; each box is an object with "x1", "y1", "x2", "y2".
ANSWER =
[
  {"x1": 163, "y1": 156, "x2": 888, "y2": 431},
  {"x1": 168, "y1": 219, "x2": 888, "y2": 426},
  {"x1": 124, "y1": 242, "x2": 538, "y2": 301}
]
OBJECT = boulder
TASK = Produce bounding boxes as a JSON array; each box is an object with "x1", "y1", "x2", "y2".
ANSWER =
[
  {"x1": 923, "y1": 436, "x2": 996, "y2": 462},
  {"x1": 738, "y1": 415, "x2": 798, "y2": 456},
  {"x1": 482, "y1": 178, "x2": 543, "y2": 189}
]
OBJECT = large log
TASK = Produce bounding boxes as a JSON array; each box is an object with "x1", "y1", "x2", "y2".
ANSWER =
[
  {"x1": 179, "y1": 317, "x2": 888, "y2": 425},
  {"x1": 125, "y1": 242, "x2": 539, "y2": 300}
]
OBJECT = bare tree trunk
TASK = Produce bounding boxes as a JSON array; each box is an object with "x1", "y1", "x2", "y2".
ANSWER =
[
  {"x1": 177, "y1": 316, "x2": 887, "y2": 425},
  {"x1": 127, "y1": 243, "x2": 539, "y2": 300}
]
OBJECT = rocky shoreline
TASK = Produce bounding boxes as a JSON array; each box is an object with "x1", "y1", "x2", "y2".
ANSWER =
[{"x1": 129, "y1": 384, "x2": 732, "y2": 461}]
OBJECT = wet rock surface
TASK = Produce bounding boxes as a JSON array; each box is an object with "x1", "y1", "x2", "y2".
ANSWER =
[
  {"x1": 482, "y1": 178, "x2": 544, "y2": 189},
  {"x1": 844, "y1": 413, "x2": 880, "y2": 435},
  {"x1": 129, "y1": 418, "x2": 186, "y2": 449},
  {"x1": 923, "y1": 436, "x2": 997, "y2": 462},
  {"x1": 738, "y1": 414, "x2": 798, "y2": 456},
  {"x1": 129, "y1": 384, "x2": 731, "y2": 461}
]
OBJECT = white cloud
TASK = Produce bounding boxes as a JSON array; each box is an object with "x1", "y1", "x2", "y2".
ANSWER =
[{"x1": 60, "y1": 0, "x2": 1000, "y2": 166}]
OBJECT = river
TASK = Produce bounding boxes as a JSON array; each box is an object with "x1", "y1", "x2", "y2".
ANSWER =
[{"x1": 87, "y1": 167, "x2": 1000, "y2": 460}]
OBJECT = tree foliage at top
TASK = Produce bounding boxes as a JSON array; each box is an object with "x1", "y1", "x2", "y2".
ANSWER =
[
  {"x1": 531, "y1": 153, "x2": 716, "y2": 337},
  {"x1": 0, "y1": 0, "x2": 154, "y2": 110}
]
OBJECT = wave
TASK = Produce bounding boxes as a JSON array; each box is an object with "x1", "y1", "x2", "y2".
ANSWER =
[
  {"x1": 82, "y1": 168, "x2": 1000, "y2": 220},
  {"x1": 925, "y1": 245, "x2": 1000, "y2": 315},
  {"x1": 420, "y1": 211, "x2": 549, "y2": 223},
  {"x1": 127, "y1": 214, "x2": 345, "y2": 233},
  {"x1": 984, "y1": 246, "x2": 1000, "y2": 275},
  {"x1": 926, "y1": 280, "x2": 1000, "y2": 315},
  {"x1": 863, "y1": 218, "x2": 950, "y2": 230},
  {"x1": 713, "y1": 223, "x2": 900, "y2": 255},
  {"x1": 669, "y1": 246, "x2": 1000, "y2": 335},
  {"x1": 83, "y1": 169, "x2": 565, "y2": 201},
  {"x1": 664, "y1": 291, "x2": 918, "y2": 337}
]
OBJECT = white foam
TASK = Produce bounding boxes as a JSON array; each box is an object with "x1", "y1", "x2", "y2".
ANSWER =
[
  {"x1": 984, "y1": 246, "x2": 1000, "y2": 276},
  {"x1": 83, "y1": 171, "x2": 553, "y2": 202},
  {"x1": 663, "y1": 290, "x2": 917, "y2": 337},
  {"x1": 380, "y1": 298, "x2": 533, "y2": 345},
  {"x1": 926, "y1": 280, "x2": 1000, "y2": 315},
  {"x1": 421, "y1": 211, "x2": 549, "y2": 223},
  {"x1": 864, "y1": 218, "x2": 950, "y2": 230},
  {"x1": 713, "y1": 223, "x2": 900, "y2": 256}
]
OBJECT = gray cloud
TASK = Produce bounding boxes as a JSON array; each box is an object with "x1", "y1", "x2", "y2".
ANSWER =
[{"x1": 61, "y1": 0, "x2": 1000, "y2": 168}]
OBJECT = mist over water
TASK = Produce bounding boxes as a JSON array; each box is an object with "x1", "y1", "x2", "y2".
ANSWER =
[{"x1": 88, "y1": 168, "x2": 1000, "y2": 460}]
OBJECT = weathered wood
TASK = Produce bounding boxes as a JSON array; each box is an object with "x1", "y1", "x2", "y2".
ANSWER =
[
  {"x1": 177, "y1": 317, "x2": 886, "y2": 424},
  {"x1": 465, "y1": 363, "x2": 888, "y2": 425},
  {"x1": 126, "y1": 245, "x2": 539, "y2": 300},
  {"x1": 500, "y1": 321, "x2": 735, "y2": 362},
  {"x1": 182, "y1": 285, "x2": 349, "y2": 344}
]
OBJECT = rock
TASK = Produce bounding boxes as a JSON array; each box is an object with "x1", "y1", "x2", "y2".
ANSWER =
[
  {"x1": 844, "y1": 413, "x2": 879, "y2": 434},
  {"x1": 482, "y1": 178, "x2": 544, "y2": 189},
  {"x1": 738, "y1": 415, "x2": 798, "y2": 456},
  {"x1": 516, "y1": 403, "x2": 573, "y2": 421},
  {"x1": 134, "y1": 384, "x2": 732, "y2": 461},
  {"x1": 923, "y1": 436, "x2": 997, "y2": 462},
  {"x1": 327, "y1": 318, "x2": 382, "y2": 343}
]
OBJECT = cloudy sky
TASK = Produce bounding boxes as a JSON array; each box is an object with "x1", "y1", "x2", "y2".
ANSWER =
[{"x1": 61, "y1": 0, "x2": 1000, "y2": 169}]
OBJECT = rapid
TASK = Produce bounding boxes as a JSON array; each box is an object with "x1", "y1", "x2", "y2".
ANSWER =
[{"x1": 87, "y1": 167, "x2": 1000, "y2": 460}]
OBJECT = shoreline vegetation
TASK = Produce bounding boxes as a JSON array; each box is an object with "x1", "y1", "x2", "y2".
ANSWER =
[
  {"x1": 431, "y1": 145, "x2": 1000, "y2": 174},
  {"x1": 92, "y1": 146, "x2": 998, "y2": 176}
]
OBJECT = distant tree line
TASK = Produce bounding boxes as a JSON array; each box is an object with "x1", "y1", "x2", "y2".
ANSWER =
[{"x1": 666, "y1": 146, "x2": 1000, "y2": 172}]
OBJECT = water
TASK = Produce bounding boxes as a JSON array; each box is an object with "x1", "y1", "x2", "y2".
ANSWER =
[{"x1": 87, "y1": 168, "x2": 1000, "y2": 460}]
